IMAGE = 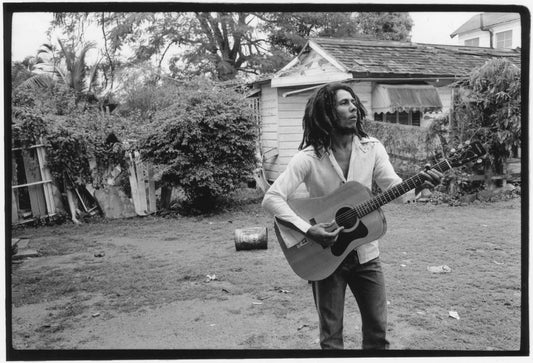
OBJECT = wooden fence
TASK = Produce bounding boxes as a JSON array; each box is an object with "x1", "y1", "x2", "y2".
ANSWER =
[
  {"x1": 11, "y1": 143, "x2": 61, "y2": 224},
  {"x1": 127, "y1": 151, "x2": 156, "y2": 216},
  {"x1": 11, "y1": 144, "x2": 157, "y2": 225}
]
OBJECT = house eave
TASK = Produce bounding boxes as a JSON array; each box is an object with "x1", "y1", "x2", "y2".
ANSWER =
[
  {"x1": 275, "y1": 38, "x2": 350, "y2": 74},
  {"x1": 451, "y1": 17, "x2": 520, "y2": 38},
  {"x1": 307, "y1": 39, "x2": 349, "y2": 72},
  {"x1": 252, "y1": 78, "x2": 272, "y2": 86},
  {"x1": 271, "y1": 72, "x2": 352, "y2": 88},
  {"x1": 254, "y1": 73, "x2": 469, "y2": 88},
  {"x1": 350, "y1": 72, "x2": 468, "y2": 81}
]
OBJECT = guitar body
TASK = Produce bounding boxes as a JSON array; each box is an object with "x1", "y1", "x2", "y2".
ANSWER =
[{"x1": 274, "y1": 181, "x2": 387, "y2": 281}]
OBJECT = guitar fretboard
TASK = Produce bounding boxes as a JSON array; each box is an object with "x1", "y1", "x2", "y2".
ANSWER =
[{"x1": 353, "y1": 159, "x2": 452, "y2": 218}]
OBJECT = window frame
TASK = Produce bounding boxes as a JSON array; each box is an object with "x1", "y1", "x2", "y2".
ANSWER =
[
  {"x1": 495, "y1": 30, "x2": 513, "y2": 48},
  {"x1": 464, "y1": 37, "x2": 480, "y2": 46}
]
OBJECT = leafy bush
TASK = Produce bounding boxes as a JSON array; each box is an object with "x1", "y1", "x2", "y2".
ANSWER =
[
  {"x1": 11, "y1": 107, "x2": 49, "y2": 148},
  {"x1": 452, "y1": 58, "x2": 521, "y2": 175},
  {"x1": 363, "y1": 119, "x2": 442, "y2": 159},
  {"x1": 138, "y1": 78, "x2": 258, "y2": 213},
  {"x1": 362, "y1": 119, "x2": 442, "y2": 179},
  {"x1": 13, "y1": 81, "x2": 79, "y2": 116},
  {"x1": 44, "y1": 110, "x2": 133, "y2": 191}
]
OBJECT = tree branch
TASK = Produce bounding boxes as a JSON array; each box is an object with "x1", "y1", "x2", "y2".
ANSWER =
[
  {"x1": 157, "y1": 40, "x2": 177, "y2": 72},
  {"x1": 100, "y1": 12, "x2": 114, "y2": 91}
]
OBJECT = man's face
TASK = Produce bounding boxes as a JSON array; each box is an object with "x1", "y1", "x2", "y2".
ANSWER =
[{"x1": 333, "y1": 89, "x2": 359, "y2": 134}]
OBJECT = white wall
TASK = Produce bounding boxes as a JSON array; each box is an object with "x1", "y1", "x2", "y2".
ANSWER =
[
  {"x1": 457, "y1": 20, "x2": 521, "y2": 48},
  {"x1": 276, "y1": 87, "x2": 310, "y2": 176},
  {"x1": 259, "y1": 84, "x2": 280, "y2": 179}
]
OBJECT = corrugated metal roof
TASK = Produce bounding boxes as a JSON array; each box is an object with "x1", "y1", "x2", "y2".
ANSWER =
[
  {"x1": 450, "y1": 12, "x2": 520, "y2": 37},
  {"x1": 311, "y1": 37, "x2": 521, "y2": 78}
]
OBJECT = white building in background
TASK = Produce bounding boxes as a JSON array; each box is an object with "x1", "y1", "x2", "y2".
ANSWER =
[
  {"x1": 450, "y1": 12, "x2": 521, "y2": 49},
  {"x1": 249, "y1": 37, "x2": 521, "y2": 181}
]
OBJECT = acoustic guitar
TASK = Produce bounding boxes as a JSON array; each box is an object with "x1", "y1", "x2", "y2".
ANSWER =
[{"x1": 274, "y1": 141, "x2": 486, "y2": 281}]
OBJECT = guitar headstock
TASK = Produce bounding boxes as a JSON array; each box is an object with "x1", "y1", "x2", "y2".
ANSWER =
[{"x1": 447, "y1": 141, "x2": 486, "y2": 167}]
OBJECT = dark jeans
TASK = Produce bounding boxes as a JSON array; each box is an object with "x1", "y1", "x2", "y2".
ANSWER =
[{"x1": 311, "y1": 252, "x2": 389, "y2": 350}]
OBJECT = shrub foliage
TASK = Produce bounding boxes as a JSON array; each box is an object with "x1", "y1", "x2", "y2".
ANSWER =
[
  {"x1": 452, "y1": 58, "x2": 521, "y2": 175},
  {"x1": 138, "y1": 78, "x2": 258, "y2": 212}
]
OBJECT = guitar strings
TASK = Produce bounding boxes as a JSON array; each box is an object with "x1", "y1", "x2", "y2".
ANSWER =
[
  {"x1": 333, "y1": 175, "x2": 424, "y2": 225},
  {"x1": 333, "y1": 159, "x2": 450, "y2": 226},
  {"x1": 334, "y1": 148, "x2": 477, "y2": 226},
  {"x1": 336, "y1": 146, "x2": 480, "y2": 225}
]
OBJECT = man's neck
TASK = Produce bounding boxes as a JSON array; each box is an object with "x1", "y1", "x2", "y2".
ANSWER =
[{"x1": 331, "y1": 133, "x2": 354, "y2": 152}]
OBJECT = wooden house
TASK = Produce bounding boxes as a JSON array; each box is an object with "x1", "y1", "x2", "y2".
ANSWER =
[
  {"x1": 450, "y1": 12, "x2": 521, "y2": 49},
  {"x1": 249, "y1": 38, "x2": 521, "y2": 182}
]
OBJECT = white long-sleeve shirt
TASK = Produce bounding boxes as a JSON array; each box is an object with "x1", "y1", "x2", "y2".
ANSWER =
[{"x1": 262, "y1": 136, "x2": 413, "y2": 264}]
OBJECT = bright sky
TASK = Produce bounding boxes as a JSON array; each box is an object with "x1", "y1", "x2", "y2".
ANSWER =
[
  {"x1": 10, "y1": 11, "x2": 481, "y2": 62},
  {"x1": 409, "y1": 12, "x2": 477, "y2": 44},
  {"x1": 11, "y1": 12, "x2": 55, "y2": 61}
]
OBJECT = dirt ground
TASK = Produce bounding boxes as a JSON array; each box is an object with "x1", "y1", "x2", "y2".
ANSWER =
[{"x1": 9, "y1": 190, "x2": 523, "y2": 357}]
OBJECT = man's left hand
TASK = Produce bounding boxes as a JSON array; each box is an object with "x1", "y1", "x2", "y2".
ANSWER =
[{"x1": 419, "y1": 164, "x2": 443, "y2": 190}]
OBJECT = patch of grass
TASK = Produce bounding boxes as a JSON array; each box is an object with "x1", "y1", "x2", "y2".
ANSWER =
[{"x1": 10, "y1": 197, "x2": 522, "y2": 350}]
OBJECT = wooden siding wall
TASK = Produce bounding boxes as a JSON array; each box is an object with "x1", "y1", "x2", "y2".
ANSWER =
[
  {"x1": 435, "y1": 86, "x2": 452, "y2": 112},
  {"x1": 275, "y1": 87, "x2": 311, "y2": 179},
  {"x1": 259, "y1": 85, "x2": 280, "y2": 179},
  {"x1": 351, "y1": 81, "x2": 373, "y2": 116}
]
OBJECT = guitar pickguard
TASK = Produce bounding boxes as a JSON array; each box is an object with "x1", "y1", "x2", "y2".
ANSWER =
[
  {"x1": 330, "y1": 220, "x2": 368, "y2": 256},
  {"x1": 279, "y1": 181, "x2": 388, "y2": 281}
]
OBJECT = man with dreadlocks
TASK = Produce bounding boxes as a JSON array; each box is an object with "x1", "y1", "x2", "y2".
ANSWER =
[{"x1": 262, "y1": 82, "x2": 442, "y2": 350}]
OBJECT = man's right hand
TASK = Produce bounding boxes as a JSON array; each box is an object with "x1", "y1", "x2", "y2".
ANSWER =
[{"x1": 306, "y1": 221, "x2": 344, "y2": 248}]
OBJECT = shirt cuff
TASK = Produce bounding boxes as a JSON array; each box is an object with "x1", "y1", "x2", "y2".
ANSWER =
[{"x1": 275, "y1": 215, "x2": 312, "y2": 235}]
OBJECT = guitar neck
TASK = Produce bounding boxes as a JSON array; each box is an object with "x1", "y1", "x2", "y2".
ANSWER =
[{"x1": 355, "y1": 158, "x2": 452, "y2": 217}]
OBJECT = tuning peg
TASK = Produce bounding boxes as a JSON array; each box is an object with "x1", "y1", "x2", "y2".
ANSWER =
[{"x1": 476, "y1": 158, "x2": 483, "y2": 164}]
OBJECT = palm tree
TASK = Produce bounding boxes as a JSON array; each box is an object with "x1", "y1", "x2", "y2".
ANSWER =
[
  {"x1": 14, "y1": 50, "x2": 56, "y2": 89},
  {"x1": 16, "y1": 40, "x2": 101, "y2": 104},
  {"x1": 56, "y1": 39, "x2": 100, "y2": 97}
]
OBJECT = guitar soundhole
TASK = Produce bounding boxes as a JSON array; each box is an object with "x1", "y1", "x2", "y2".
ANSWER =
[{"x1": 335, "y1": 207, "x2": 357, "y2": 229}]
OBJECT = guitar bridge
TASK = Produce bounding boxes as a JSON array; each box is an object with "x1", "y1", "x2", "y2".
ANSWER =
[{"x1": 296, "y1": 238, "x2": 310, "y2": 248}]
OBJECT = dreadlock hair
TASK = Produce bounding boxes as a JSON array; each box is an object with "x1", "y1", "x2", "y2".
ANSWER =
[{"x1": 298, "y1": 82, "x2": 368, "y2": 157}]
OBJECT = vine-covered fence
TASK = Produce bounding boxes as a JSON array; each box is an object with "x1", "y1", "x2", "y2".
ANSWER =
[
  {"x1": 11, "y1": 144, "x2": 157, "y2": 225},
  {"x1": 11, "y1": 143, "x2": 63, "y2": 224}
]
